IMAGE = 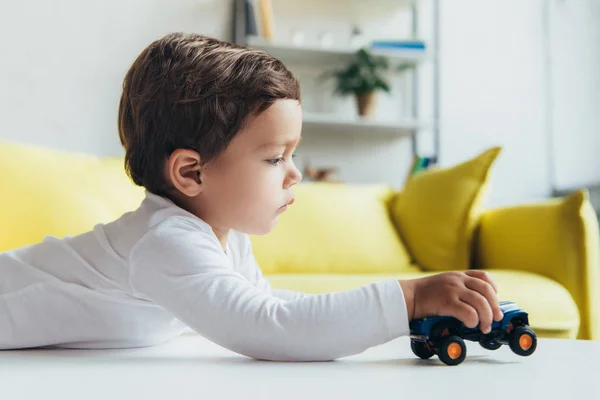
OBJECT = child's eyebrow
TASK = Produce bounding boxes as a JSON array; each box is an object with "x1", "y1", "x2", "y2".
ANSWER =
[{"x1": 256, "y1": 136, "x2": 302, "y2": 150}]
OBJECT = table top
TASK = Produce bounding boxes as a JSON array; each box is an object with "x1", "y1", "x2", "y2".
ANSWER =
[{"x1": 1, "y1": 333, "x2": 599, "y2": 400}]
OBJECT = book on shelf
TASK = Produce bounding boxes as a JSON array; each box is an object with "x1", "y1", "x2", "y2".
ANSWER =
[
  {"x1": 245, "y1": 0, "x2": 258, "y2": 37},
  {"x1": 232, "y1": 0, "x2": 245, "y2": 45},
  {"x1": 233, "y1": 0, "x2": 258, "y2": 44},
  {"x1": 369, "y1": 39, "x2": 426, "y2": 51},
  {"x1": 258, "y1": 0, "x2": 275, "y2": 39},
  {"x1": 403, "y1": 155, "x2": 433, "y2": 184},
  {"x1": 408, "y1": 155, "x2": 436, "y2": 177},
  {"x1": 232, "y1": 0, "x2": 269, "y2": 45}
]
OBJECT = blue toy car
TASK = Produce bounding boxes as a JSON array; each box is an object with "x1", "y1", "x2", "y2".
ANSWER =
[{"x1": 409, "y1": 301, "x2": 537, "y2": 366}]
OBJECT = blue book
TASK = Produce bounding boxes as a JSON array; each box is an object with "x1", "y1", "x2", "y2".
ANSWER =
[{"x1": 370, "y1": 40, "x2": 426, "y2": 51}]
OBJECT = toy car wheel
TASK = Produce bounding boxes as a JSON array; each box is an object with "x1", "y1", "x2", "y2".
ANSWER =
[
  {"x1": 479, "y1": 339, "x2": 502, "y2": 350},
  {"x1": 509, "y1": 326, "x2": 537, "y2": 356},
  {"x1": 437, "y1": 336, "x2": 466, "y2": 366},
  {"x1": 411, "y1": 339, "x2": 435, "y2": 359}
]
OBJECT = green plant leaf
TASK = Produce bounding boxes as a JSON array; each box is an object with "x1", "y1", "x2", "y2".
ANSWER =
[
  {"x1": 321, "y1": 47, "x2": 392, "y2": 97},
  {"x1": 397, "y1": 62, "x2": 416, "y2": 72}
]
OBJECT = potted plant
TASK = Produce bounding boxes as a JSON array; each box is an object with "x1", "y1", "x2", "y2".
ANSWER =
[{"x1": 322, "y1": 48, "x2": 391, "y2": 117}]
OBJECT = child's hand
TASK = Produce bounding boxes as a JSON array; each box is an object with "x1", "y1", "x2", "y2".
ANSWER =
[{"x1": 399, "y1": 270, "x2": 504, "y2": 334}]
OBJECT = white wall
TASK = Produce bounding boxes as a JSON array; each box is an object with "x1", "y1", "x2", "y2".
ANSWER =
[
  {"x1": 1, "y1": 0, "x2": 598, "y2": 207},
  {"x1": 436, "y1": 0, "x2": 600, "y2": 205},
  {"x1": 0, "y1": 0, "x2": 231, "y2": 156},
  {"x1": 437, "y1": 0, "x2": 550, "y2": 207},
  {"x1": 547, "y1": 0, "x2": 600, "y2": 190}
]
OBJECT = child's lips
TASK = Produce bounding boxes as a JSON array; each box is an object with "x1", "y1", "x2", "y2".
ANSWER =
[{"x1": 278, "y1": 198, "x2": 295, "y2": 211}]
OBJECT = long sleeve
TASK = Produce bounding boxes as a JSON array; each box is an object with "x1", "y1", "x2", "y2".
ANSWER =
[{"x1": 128, "y1": 219, "x2": 410, "y2": 361}]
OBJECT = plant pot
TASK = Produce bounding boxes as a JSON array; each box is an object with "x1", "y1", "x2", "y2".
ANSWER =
[{"x1": 356, "y1": 92, "x2": 376, "y2": 117}]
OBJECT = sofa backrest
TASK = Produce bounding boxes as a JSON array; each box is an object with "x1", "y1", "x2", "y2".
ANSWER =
[
  {"x1": 249, "y1": 182, "x2": 417, "y2": 274},
  {"x1": 0, "y1": 141, "x2": 417, "y2": 274},
  {"x1": 0, "y1": 141, "x2": 145, "y2": 252}
]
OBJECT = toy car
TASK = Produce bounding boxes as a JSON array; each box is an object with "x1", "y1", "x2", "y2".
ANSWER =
[{"x1": 408, "y1": 301, "x2": 537, "y2": 366}]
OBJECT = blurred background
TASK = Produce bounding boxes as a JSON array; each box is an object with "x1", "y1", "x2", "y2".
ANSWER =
[{"x1": 0, "y1": 0, "x2": 598, "y2": 209}]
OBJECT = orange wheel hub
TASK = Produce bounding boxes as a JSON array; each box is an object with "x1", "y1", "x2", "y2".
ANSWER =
[
  {"x1": 447, "y1": 342, "x2": 462, "y2": 359},
  {"x1": 519, "y1": 334, "x2": 533, "y2": 350}
]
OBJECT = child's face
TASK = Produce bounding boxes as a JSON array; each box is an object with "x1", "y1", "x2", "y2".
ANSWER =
[{"x1": 197, "y1": 99, "x2": 303, "y2": 235}]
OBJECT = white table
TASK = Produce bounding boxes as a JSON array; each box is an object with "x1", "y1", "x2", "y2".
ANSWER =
[{"x1": 1, "y1": 333, "x2": 598, "y2": 400}]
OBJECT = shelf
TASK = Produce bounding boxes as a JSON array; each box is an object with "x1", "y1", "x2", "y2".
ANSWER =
[
  {"x1": 246, "y1": 36, "x2": 430, "y2": 67},
  {"x1": 346, "y1": 0, "x2": 417, "y2": 6},
  {"x1": 302, "y1": 112, "x2": 427, "y2": 136}
]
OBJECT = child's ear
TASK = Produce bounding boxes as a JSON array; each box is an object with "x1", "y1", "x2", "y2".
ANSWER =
[{"x1": 167, "y1": 149, "x2": 204, "y2": 197}]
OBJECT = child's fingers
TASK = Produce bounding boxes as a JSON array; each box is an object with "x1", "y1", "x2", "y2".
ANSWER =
[
  {"x1": 464, "y1": 277, "x2": 503, "y2": 322},
  {"x1": 449, "y1": 300, "x2": 479, "y2": 329},
  {"x1": 459, "y1": 290, "x2": 493, "y2": 333},
  {"x1": 464, "y1": 269, "x2": 499, "y2": 293}
]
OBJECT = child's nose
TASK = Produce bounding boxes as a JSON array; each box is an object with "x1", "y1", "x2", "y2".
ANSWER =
[{"x1": 286, "y1": 165, "x2": 302, "y2": 187}]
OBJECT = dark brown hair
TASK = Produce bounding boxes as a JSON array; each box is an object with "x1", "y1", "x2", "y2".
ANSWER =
[{"x1": 118, "y1": 32, "x2": 300, "y2": 195}]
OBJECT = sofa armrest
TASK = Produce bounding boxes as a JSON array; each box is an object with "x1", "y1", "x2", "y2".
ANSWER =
[{"x1": 474, "y1": 190, "x2": 600, "y2": 340}]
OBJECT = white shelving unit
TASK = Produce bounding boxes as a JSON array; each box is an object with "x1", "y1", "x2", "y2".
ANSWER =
[
  {"x1": 302, "y1": 112, "x2": 428, "y2": 136},
  {"x1": 234, "y1": 0, "x2": 440, "y2": 162}
]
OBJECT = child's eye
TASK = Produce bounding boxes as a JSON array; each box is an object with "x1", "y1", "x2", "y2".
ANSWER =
[
  {"x1": 267, "y1": 154, "x2": 296, "y2": 166},
  {"x1": 267, "y1": 158, "x2": 284, "y2": 166}
]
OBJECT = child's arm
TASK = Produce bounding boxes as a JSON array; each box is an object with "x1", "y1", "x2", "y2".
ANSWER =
[
  {"x1": 241, "y1": 234, "x2": 503, "y2": 331},
  {"x1": 129, "y1": 222, "x2": 408, "y2": 362}
]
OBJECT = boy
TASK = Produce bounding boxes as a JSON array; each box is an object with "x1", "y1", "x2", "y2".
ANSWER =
[{"x1": 0, "y1": 33, "x2": 502, "y2": 361}]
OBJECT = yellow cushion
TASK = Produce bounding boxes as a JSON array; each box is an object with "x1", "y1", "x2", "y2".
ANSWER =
[
  {"x1": 265, "y1": 269, "x2": 580, "y2": 339},
  {"x1": 250, "y1": 182, "x2": 417, "y2": 274},
  {"x1": 389, "y1": 147, "x2": 501, "y2": 271},
  {"x1": 476, "y1": 189, "x2": 600, "y2": 340},
  {"x1": 0, "y1": 141, "x2": 144, "y2": 252}
]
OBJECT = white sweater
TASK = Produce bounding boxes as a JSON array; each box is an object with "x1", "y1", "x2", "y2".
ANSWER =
[{"x1": 0, "y1": 192, "x2": 410, "y2": 361}]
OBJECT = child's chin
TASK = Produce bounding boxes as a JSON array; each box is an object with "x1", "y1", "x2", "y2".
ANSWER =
[{"x1": 244, "y1": 220, "x2": 278, "y2": 236}]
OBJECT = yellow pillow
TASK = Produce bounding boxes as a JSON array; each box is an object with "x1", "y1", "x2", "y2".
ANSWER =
[
  {"x1": 0, "y1": 141, "x2": 144, "y2": 252},
  {"x1": 389, "y1": 147, "x2": 501, "y2": 271},
  {"x1": 475, "y1": 190, "x2": 600, "y2": 340},
  {"x1": 250, "y1": 182, "x2": 418, "y2": 275}
]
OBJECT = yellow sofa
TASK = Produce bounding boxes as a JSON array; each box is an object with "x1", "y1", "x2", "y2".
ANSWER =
[{"x1": 1, "y1": 141, "x2": 598, "y2": 341}]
